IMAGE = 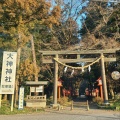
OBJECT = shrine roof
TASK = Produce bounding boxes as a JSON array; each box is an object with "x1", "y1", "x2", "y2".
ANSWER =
[{"x1": 25, "y1": 81, "x2": 48, "y2": 86}]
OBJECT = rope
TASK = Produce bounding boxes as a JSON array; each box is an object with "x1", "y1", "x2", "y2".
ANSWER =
[{"x1": 53, "y1": 56, "x2": 102, "y2": 70}]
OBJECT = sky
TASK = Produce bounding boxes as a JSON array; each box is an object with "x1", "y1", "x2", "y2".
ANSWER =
[{"x1": 46, "y1": 0, "x2": 89, "y2": 39}]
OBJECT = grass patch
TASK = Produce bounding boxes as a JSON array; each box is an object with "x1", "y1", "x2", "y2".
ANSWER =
[
  {"x1": 0, "y1": 100, "x2": 44, "y2": 115},
  {"x1": 97, "y1": 99, "x2": 120, "y2": 111},
  {"x1": 113, "y1": 99, "x2": 120, "y2": 106}
]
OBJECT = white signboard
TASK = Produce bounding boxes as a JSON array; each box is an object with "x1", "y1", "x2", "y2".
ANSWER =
[
  {"x1": 0, "y1": 51, "x2": 17, "y2": 94},
  {"x1": 18, "y1": 87, "x2": 24, "y2": 110},
  {"x1": 30, "y1": 87, "x2": 35, "y2": 92},
  {"x1": 36, "y1": 86, "x2": 43, "y2": 92}
]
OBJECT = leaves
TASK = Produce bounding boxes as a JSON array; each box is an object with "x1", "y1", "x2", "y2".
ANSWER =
[
  {"x1": 0, "y1": 0, "x2": 62, "y2": 84},
  {"x1": 18, "y1": 59, "x2": 40, "y2": 81},
  {"x1": 80, "y1": 2, "x2": 120, "y2": 49}
]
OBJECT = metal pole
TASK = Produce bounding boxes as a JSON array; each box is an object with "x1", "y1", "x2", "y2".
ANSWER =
[
  {"x1": 0, "y1": 94, "x2": 1, "y2": 108},
  {"x1": 101, "y1": 53, "x2": 109, "y2": 104},
  {"x1": 11, "y1": 94, "x2": 14, "y2": 111},
  {"x1": 53, "y1": 54, "x2": 58, "y2": 105}
]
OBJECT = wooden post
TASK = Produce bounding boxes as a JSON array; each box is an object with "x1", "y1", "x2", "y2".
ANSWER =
[
  {"x1": 100, "y1": 53, "x2": 109, "y2": 104},
  {"x1": 100, "y1": 85, "x2": 103, "y2": 99},
  {"x1": 15, "y1": 34, "x2": 21, "y2": 107},
  {"x1": 53, "y1": 54, "x2": 58, "y2": 105},
  {"x1": 86, "y1": 100, "x2": 89, "y2": 111},
  {"x1": 11, "y1": 94, "x2": 14, "y2": 111},
  {"x1": 42, "y1": 85, "x2": 44, "y2": 96},
  {"x1": 71, "y1": 100, "x2": 73, "y2": 110},
  {"x1": 63, "y1": 89, "x2": 65, "y2": 98},
  {"x1": 30, "y1": 35, "x2": 38, "y2": 82},
  {"x1": 58, "y1": 86, "x2": 60, "y2": 100},
  {"x1": 0, "y1": 94, "x2": 1, "y2": 108},
  {"x1": 58, "y1": 104, "x2": 60, "y2": 111}
]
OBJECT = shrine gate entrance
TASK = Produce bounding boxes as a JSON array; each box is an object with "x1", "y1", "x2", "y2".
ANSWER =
[{"x1": 39, "y1": 48, "x2": 119, "y2": 106}]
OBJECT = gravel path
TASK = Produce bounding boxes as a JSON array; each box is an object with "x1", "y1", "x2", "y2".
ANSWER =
[
  {"x1": 0, "y1": 106, "x2": 119, "y2": 120},
  {"x1": 0, "y1": 98, "x2": 119, "y2": 120}
]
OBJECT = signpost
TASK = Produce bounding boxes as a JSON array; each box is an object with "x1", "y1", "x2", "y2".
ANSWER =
[
  {"x1": 30, "y1": 86, "x2": 43, "y2": 93},
  {"x1": 0, "y1": 51, "x2": 17, "y2": 111},
  {"x1": 18, "y1": 87, "x2": 24, "y2": 110},
  {"x1": 36, "y1": 86, "x2": 43, "y2": 92}
]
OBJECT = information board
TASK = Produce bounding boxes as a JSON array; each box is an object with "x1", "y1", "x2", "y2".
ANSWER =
[{"x1": 0, "y1": 51, "x2": 17, "y2": 94}]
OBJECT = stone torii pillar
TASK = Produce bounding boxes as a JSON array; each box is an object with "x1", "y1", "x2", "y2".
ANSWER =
[
  {"x1": 100, "y1": 53, "x2": 109, "y2": 104},
  {"x1": 53, "y1": 54, "x2": 58, "y2": 106}
]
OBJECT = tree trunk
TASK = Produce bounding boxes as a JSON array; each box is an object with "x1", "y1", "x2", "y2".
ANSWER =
[
  {"x1": 14, "y1": 34, "x2": 21, "y2": 107},
  {"x1": 30, "y1": 35, "x2": 38, "y2": 82},
  {"x1": 110, "y1": 88, "x2": 114, "y2": 99}
]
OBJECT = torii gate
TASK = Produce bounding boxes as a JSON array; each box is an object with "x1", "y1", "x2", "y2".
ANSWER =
[{"x1": 39, "y1": 48, "x2": 119, "y2": 106}]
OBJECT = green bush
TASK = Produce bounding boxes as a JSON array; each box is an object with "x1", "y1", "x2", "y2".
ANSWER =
[
  {"x1": 92, "y1": 97, "x2": 103, "y2": 105},
  {"x1": 57, "y1": 97, "x2": 71, "y2": 105},
  {"x1": 113, "y1": 99, "x2": 120, "y2": 106},
  {"x1": 114, "y1": 94, "x2": 120, "y2": 100}
]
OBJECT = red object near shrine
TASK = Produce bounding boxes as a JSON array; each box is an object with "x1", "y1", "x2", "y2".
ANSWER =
[
  {"x1": 97, "y1": 77, "x2": 102, "y2": 86},
  {"x1": 92, "y1": 89, "x2": 96, "y2": 97},
  {"x1": 57, "y1": 81, "x2": 62, "y2": 87},
  {"x1": 85, "y1": 88, "x2": 99, "y2": 97},
  {"x1": 57, "y1": 78, "x2": 63, "y2": 99},
  {"x1": 96, "y1": 77, "x2": 103, "y2": 99},
  {"x1": 85, "y1": 88, "x2": 89, "y2": 96},
  {"x1": 62, "y1": 88, "x2": 71, "y2": 97},
  {"x1": 58, "y1": 78, "x2": 63, "y2": 87}
]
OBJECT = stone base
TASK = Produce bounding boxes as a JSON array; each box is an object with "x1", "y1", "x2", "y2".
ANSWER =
[
  {"x1": 103, "y1": 101, "x2": 110, "y2": 106},
  {"x1": 26, "y1": 101, "x2": 46, "y2": 108},
  {"x1": 50, "y1": 104, "x2": 60, "y2": 108}
]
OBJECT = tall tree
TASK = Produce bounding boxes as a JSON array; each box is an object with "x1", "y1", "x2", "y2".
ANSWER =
[
  {"x1": 79, "y1": 1, "x2": 120, "y2": 98},
  {"x1": 44, "y1": 0, "x2": 87, "y2": 50},
  {"x1": 79, "y1": 1, "x2": 120, "y2": 49},
  {"x1": 0, "y1": 0, "x2": 61, "y2": 105}
]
